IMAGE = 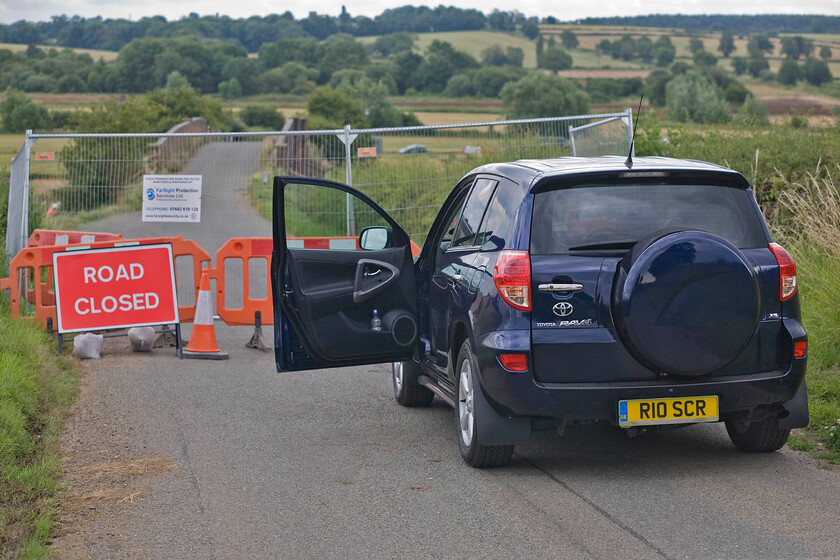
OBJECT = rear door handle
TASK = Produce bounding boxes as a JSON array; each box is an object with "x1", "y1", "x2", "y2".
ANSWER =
[{"x1": 538, "y1": 283, "x2": 583, "y2": 292}]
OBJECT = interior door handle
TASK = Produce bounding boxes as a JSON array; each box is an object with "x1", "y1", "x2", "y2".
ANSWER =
[
  {"x1": 538, "y1": 283, "x2": 583, "y2": 292},
  {"x1": 364, "y1": 269, "x2": 382, "y2": 278}
]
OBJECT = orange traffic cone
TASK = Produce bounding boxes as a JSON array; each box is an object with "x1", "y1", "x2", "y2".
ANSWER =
[{"x1": 183, "y1": 269, "x2": 229, "y2": 360}]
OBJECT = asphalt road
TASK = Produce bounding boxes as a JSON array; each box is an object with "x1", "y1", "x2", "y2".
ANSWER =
[{"x1": 52, "y1": 322, "x2": 840, "y2": 559}]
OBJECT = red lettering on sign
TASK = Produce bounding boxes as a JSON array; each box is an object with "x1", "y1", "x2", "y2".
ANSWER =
[{"x1": 53, "y1": 244, "x2": 179, "y2": 333}]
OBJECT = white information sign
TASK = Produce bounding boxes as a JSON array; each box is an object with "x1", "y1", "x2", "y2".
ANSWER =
[{"x1": 142, "y1": 175, "x2": 202, "y2": 223}]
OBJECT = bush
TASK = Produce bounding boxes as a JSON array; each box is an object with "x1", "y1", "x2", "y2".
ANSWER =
[
  {"x1": 0, "y1": 88, "x2": 50, "y2": 132},
  {"x1": 500, "y1": 73, "x2": 589, "y2": 119},
  {"x1": 538, "y1": 46, "x2": 573, "y2": 71},
  {"x1": 777, "y1": 58, "x2": 802, "y2": 85},
  {"x1": 802, "y1": 57, "x2": 833, "y2": 86},
  {"x1": 240, "y1": 105, "x2": 285, "y2": 130},
  {"x1": 217, "y1": 78, "x2": 243, "y2": 99},
  {"x1": 724, "y1": 82, "x2": 749, "y2": 104},
  {"x1": 738, "y1": 96, "x2": 769, "y2": 126},
  {"x1": 444, "y1": 74, "x2": 475, "y2": 97},
  {"x1": 666, "y1": 70, "x2": 730, "y2": 124}
]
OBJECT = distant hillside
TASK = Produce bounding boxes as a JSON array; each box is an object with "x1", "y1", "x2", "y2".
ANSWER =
[{"x1": 575, "y1": 14, "x2": 840, "y2": 34}]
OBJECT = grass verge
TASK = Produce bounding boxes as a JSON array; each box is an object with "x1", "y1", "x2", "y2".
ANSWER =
[
  {"x1": 0, "y1": 302, "x2": 80, "y2": 557},
  {"x1": 775, "y1": 166, "x2": 840, "y2": 463}
]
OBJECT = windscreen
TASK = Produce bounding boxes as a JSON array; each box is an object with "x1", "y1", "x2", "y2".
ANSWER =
[{"x1": 531, "y1": 183, "x2": 767, "y2": 254}]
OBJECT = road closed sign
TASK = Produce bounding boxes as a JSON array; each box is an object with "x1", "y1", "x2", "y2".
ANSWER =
[{"x1": 53, "y1": 244, "x2": 179, "y2": 333}]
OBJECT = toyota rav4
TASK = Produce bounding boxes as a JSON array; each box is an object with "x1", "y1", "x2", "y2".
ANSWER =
[{"x1": 271, "y1": 156, "x2": 808, "y2": 467}]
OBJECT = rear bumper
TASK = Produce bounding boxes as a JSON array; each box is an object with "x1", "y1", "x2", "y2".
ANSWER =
[{"x1": 474, "y1": 321, "x2": 807, "y2": 423}]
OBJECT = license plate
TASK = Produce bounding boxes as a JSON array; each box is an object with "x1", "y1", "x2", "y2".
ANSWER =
[{"x1": 618, "y1": 396, "x2": 719, "y2": 428}]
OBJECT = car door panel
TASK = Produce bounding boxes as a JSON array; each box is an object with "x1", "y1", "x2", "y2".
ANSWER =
[{"x1": 272, "y1": 176, "x2": 418, "y2": 372}]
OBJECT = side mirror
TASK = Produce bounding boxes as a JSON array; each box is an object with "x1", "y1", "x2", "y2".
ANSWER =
[{"x1": 359, "y1": 226, "x2": 392, "y2": 250}]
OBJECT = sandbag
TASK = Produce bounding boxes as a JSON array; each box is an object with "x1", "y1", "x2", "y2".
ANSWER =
[
  {"x1": 128, "y1": 327, "x2": 156, "y2": 352},
  {"x1": 73, "y1": 332, "x2": 103, "y2": 359}
]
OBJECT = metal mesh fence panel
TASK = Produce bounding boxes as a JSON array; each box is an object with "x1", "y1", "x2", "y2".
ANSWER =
[
  {"x1": 22, "y1": 111, "x2": 631, "y2": 256},
  {"x1": 6, "y1": 139, "x2": 31, "y2": 261},
  {"x1": 569, "y1": 113, "x2": 633, "y2": 158}
]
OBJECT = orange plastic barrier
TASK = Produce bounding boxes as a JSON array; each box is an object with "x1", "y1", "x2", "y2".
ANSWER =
[
  {"x1": 2, "y1": 233, "x2": 422, "y2": 332},
  {"x1": 0, "y1": 236, "x2": 209, "y2": 330},
  {"x1": 28, "y1": 229, "x2": 123, "y2": 247}
]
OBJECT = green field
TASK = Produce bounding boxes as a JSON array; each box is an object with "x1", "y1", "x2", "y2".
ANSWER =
[{"x1": 0, "y1": 42, "x2": 118, "y2": 61}]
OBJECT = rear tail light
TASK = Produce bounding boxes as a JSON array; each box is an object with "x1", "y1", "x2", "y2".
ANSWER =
[
  {"x1": 769, "y1": 243, "x2": 797, "y2": 301},
  {"x1": 498, "y1": 353, "x2": 528, "y2": 372},
  {"x1": 494, "y1": 250, "x2": 531, "y2": 311},
  {"x1": 794, "y1": 341, "x2": 807, "y2": 359}
]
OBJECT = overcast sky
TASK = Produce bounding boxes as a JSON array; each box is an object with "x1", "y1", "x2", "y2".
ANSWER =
[{"x1": 1, "y1": 0, "x2": 838, "y2": 25}]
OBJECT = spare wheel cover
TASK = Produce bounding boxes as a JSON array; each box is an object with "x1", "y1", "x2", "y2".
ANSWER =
[{"x1": 613, "y1": 231, "x2": 760, "y2": 377}]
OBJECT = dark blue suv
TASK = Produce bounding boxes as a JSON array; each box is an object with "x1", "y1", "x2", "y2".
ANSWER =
[{"x1": 271, "y1": 156, "x2": 808, "y2": 467}]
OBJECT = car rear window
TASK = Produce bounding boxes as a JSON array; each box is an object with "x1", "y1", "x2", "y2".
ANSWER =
[{"x1": 530, "y1": 183, "x2": 768, "y2": 254}]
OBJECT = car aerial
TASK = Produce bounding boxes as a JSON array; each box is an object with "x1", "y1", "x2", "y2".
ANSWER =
[{"x1": 270, "y1": 156, "x2": 808, "y2": 468}]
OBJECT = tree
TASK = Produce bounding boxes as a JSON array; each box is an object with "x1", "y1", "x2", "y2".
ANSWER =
[
  {"x1": 521, "y1": 19, "x2": 539, "y2": 40},
  {"x1": 500, "y1": 73, "x2": 589, "y2": 118},
  {"x1": 781, "y1": 36, "x2": 814, "y2": 59},
  {"x1": 472, "y1": 66, "x2": 520, "y2": 97},
  {"x1": 693, "y1": 50, "x2": 717, "y2": 67},
  {"x1": 488, "y1": 10, "x2": 516, "y2": 31},
  {"x1": 596, "y1": 39, "x2": 612, "y2": 55},
  {"x1": 748, "y1": 56, "x2": 769, "y2": 78},
  {"x1": 731, "y1": 57, "x2": 748, "y2": 75},
  {"x1": 536, "y1": 34, "x2": 544, "y2": 58},
  {"x1": 0, "y1": 87, "x2": 50, "y2": 132},
  {"x1": 636, "y1": 37, "x2": 655, "y2": 63},
  {"x1": 482, "y1": 45, "x2": 508, "y2": 66},
  {"x1": 802, "y1": 56, "x2": 833, "y2": 86},
  {"x1": 538, "y1": 45, "x2": 573, "y2": 71},
  {"x1": 644, "y1": 69, "x2": 671, "y2": 107},
  {"x1": 241, "y1": 105, "x2": 285, "y2": 129},
  {"x1": 777, "y1": 58, "x2": 802, "y2": 85},
  {"x1": 666, "y1": 70, "x2": 730, "y2": 123},
  {"x1": 561, "y1": 30, "x2": 579, "y2": 50},
  {"x1": 718, "y1": 32, "x2": 736, "y2": 58},
  {"x1": 656, "y1": 47, "x2": 675, "y2": 67},
  {"x1": 412, "y1": 40, "x2": 478, "y2": 93},
  {"x1": 688, "y1": 37, "x2": 704, "y2": 54},
  {"x1": 336, "y1": 77, "x2": 403, "y2": 127},
  {"x1": 217, "y1": 78, "x2": 243, "y2": 98},
  {"x1": 747, "y1": 35, "x2": 774, "y2": 56},
  {"x1": 307, "y1": 86, "x2": 366, "y2": 127},
  {"x1": 819, "y1": 45, "x2": 833, "y2": 60},
  {"x1": 372, "y1": 32, "x2": 414, "y2": 57},
  {"x1": 654, "y1": 35, "x2": 676, "y2": 67},
  {"x1": 444, "y1": 74, "x2": 474, "y2": 97}
]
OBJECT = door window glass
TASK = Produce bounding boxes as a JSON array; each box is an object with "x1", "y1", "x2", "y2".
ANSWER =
[
  {"x1": 475, "y1": 181, "x2": 519, "y2": 251},
  {"x1": 283, "y1": 182, "x2": 395, "y2": 250},
  {"x1": 451, "y1": 178, "x2": 497, "y2": 248}
]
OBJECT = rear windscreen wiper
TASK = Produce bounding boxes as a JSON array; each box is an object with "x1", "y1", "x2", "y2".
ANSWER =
[{"x1": 568, "y1": 240, "x2": 638, "y2": 251}]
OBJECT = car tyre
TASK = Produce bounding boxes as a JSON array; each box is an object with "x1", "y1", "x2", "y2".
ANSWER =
[
  {"x1": 725, "y1": 414, "x2": 790, "y2": 452},
  {"x1": 456, "y1": 340, "x2": 514, "y2": 468},
  {"x1": 392, "y1": 360, "x2": 434, "y2": 407}
]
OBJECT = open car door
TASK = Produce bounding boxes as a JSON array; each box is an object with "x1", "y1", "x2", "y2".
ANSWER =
[{"x1": 271, "y1": 177, "x2": 418, "y2": 372}]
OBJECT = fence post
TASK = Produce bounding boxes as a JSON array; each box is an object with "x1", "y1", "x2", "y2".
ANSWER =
[
  {"x1": 6, "y1": 130, "x2": 33, "y2": 262},
  {"x1": 342, "y1": 124, "x2": 357, "y2": 237},
  {"x1": 624, "y1": 108, "x2": 635, "y2": 157}
]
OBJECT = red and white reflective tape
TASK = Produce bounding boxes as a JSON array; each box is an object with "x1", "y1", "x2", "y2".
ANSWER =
[{"x1": 287, "y1": 237, "x2": 360, "y2": 250}]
